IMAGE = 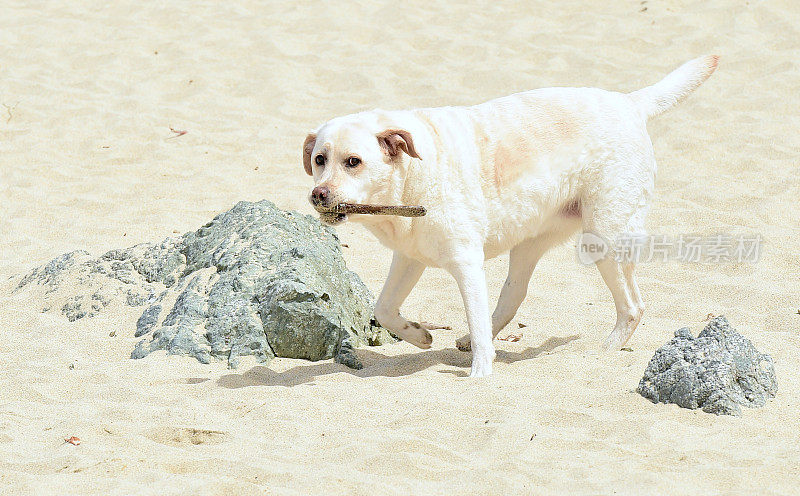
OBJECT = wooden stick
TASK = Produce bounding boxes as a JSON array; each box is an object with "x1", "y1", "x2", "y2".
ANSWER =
[{"x1": 316, "y1": 203, "x2": 426, "y2": 217}]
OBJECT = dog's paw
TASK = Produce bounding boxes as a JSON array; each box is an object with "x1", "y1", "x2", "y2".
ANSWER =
[
  {"x1": 601, "y1": 333, "x2": 620, "y2": 352},
  {"x1": 455, "y1": 334, "x2": 471, "y2": 352},
  {"x1": 469, "y1": 350, "x2": 495, "y2": 378},
  {"x1": 601, "y1": 312, "x2": 642, "y2": 351},
  {"x1": 403, "y1": 321, "x2": 433, "y2": 349}
]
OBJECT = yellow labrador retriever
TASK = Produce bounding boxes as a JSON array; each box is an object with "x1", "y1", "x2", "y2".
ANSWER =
[{"x1": 303, "y1": 55, "x2": 718, "y2": 377}]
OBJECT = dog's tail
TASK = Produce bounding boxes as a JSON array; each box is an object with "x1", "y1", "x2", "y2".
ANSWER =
[{"x1": 629, "y1": 55, "x2": 719, "y2": 120}]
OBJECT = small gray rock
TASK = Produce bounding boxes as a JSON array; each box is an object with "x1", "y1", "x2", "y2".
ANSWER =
[
  {"x1": 62, "y1": 296, "x2": 88, "y2": 322},
  {"x1": 637, "y1": 316, "x2": 777, "y2": 415}
]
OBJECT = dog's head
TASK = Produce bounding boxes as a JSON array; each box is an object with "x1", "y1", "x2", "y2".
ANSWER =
[{"x1": 303, "y1": 116, "x2": 420, "y2": 225}]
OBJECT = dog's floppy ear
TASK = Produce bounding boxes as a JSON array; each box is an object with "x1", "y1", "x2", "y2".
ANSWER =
[
  {"x1": 377, "y1": 129, "x2": 421, "y2": 160},
  {"x1": 302, "y1": 133, "x2": 317, "y2": 176}
]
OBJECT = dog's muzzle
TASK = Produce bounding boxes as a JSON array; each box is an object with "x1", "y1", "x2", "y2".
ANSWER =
[
  {"x1": 310, "y1": 185, "x2": 331, "y2": 206},
  {"x1": 318, "y1": 211, "x2": 347, "y2": 225}
]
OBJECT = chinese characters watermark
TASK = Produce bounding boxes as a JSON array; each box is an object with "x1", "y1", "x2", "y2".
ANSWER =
[{"x1": 577, "y1": 232, "x2": 763, "y2": 265}]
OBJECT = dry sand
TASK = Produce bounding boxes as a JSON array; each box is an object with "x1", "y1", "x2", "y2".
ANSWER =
[{"x1": 1, "y1": 1, "x2": 799, "y2": 494}]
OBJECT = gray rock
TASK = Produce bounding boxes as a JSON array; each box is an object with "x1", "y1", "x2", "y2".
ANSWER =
[
  {"x1": 637, "y1": 316, "x2": 777, "y2": 415},
  {"x1": 16, "y1": 200, "x2": 394, "y2": 368},
  {"x1": 135, "y1": 304, "x2": 162, "y2": 337},
  {"x1": 16, "y1": 250, "x2": 91, "y2": 291},
  {"x1": 17, "y1": 245, "x2": 164, "y2": 320}
]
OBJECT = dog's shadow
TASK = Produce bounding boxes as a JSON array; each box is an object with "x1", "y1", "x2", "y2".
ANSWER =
[{"x1": 215, "y1": 334, "x2": 580, "y2": 388}]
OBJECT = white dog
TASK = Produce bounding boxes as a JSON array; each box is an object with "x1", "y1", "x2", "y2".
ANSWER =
[{"x1": 303, "y1": 55, "x2": 718, "y2": 377}]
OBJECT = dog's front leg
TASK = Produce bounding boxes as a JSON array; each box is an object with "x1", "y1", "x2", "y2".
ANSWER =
[
  {"x1": 373, "y1": 252, "x2": 433, "y2": 349},
  {"x1": 447, "y1": 258, "x2": 495, "y2": 377}
]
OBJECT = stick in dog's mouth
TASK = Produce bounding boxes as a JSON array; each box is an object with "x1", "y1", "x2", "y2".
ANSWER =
[{"x1": 314, "y1": 203, "x2": 427, "y2": 217}]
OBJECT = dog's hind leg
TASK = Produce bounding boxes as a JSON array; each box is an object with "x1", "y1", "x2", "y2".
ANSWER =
[
  {"x1": 584, "y1": 204, "x2": 648, "y2": 350},
  {"x1": 595, "y1": 258, "x2": 643, "y2": 350},
  {"x1": 373, "y1": 252, "x2": 433, "y2": 349},
  {"x1": 455, "y1": 237, "x2": 548, "y2": 352},
  {"x1": 582, "y1": 152, "x2": 652, "y2": 350},
  {"x1": 623, "y1": 262, "x2": 645, "y2": 322}
]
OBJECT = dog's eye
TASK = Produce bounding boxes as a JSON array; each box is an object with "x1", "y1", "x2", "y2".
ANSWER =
[
  {"x1": 346, "y1": 157, "x2": 361, "y2": 168},
  {"x1": 314, "y1": 155, "x2": 325, "y2": 166}
]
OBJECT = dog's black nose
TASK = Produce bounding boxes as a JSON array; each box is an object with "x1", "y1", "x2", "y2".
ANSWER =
[{"x1": 311, "y1": 185, "x2": 330, "y2": 205}]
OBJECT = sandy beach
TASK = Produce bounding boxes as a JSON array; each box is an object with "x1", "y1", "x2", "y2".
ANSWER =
[{"x1": 1, "y1": 0, "x2": 799, "y2": 494}]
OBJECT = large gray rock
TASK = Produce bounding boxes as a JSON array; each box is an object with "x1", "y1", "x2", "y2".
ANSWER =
[
  {"x1": 15, "y1": 200, "x2": 393, "y2": 368},
  {"x1": 637, "y1": 316, "x2": 777, "y2": 415}
]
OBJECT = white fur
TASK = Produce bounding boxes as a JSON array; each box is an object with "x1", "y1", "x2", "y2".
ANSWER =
[{"x1": 304, "y1": 55, "x2": 718, "y2": 377}]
